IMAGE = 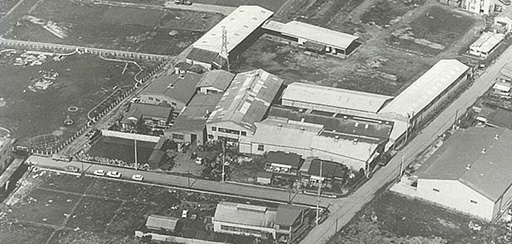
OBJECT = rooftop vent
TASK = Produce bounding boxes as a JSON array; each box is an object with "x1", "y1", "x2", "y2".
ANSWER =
[
  {"x1": 466, "y1": 164, "x2": 471, "y2": 170},
  {"x1": 481, "y1": 148, "x2": 486, "y2": 154},
  {"x1": 353, "y1": 138, "x2": 358, "y2": 145}
]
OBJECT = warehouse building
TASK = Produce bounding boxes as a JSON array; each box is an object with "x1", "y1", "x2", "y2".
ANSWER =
[
  {"x1": 413, "y1": 127, "x2": 512, "y2": 221},
  {"x1": 262, "y1": 20, "x2": 361, "y2": 58},
  {"x1": 378, "y1": 59, "x2": 471, "y2": 147},
  {"x1": 206, "y1": 69, "x2": 283, "y2": 144},
  {"x1": 468, "y1": 32, "x2": 505, "y2": 59},
  {"x1": 186, "y1": 6, "x2": 273, "y2": 69},
  {"x1": 281, "y1": 82, "x2": 393, "y2": 114},
  {"x1": 196, "y1": 70, "x2": 235, "y2": 94},
  {"x1": 139, "y1": 73, "x2": 203, "y2": 111}
]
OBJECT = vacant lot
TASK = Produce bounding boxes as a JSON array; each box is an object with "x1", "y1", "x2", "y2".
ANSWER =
[
  {"x1": 3, "y1": 0, "x2": 222, "y2": 54},
  {"x1": 88, "y1": 136, "x2": 156, "y2": 165},
  {"x1": 1, "y1": 169, "x2": 281, "y2": 243},
  {"x1": 328, "y1": 192, "x2": 511, "y2": 244},
  {"x1": 0, "y1": 50, "x2": 151, "y2": 147},
  {"x1": 388, "y1": 6, "x2": 476, "y2": 56}
]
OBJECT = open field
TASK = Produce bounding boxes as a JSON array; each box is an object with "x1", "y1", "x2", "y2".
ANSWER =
[
  {"x1": 236, "y1": 2, "x2": 481, "y2": 96},
  {"x1": 388, "y1": 5, "x2": 477, "y2": 56},
  {"x1": 2, "y1": 0, "x2": 223, "y2": 55},
  {"x1": 328, "y1": 192, "x2": 512, "y2": 244},
  {"x1": 1, "y1": 169, "x2": 282, "y2": 243},
  {"x1": 0, "y1": 50, "x2": 152, "y2": 146}
]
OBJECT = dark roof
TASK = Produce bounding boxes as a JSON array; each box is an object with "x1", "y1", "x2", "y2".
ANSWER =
[
  {"x1": 275, "y1": 205, "x2": 307, "y2": 227},
  {"x1": 141, "y1": 73, "x2": 203, "y2": 104},
  {"x1": 265, "y1": 151, "x2": 302, "y2": 168},
  {"x1": 168, "y1": 93, "x2": 223, "y2": 133},
  {"x1": 208, "y1": 69, "x2": 284, "y2": 132},
  {"x1": 269, "y1": 105, "x2": 393, "y2": 143},
  {"x1": 196, "y1": 70, "x2": 235, "y2": 91},
  {"x1": 306, "y1": 158, "x2": 347, "y2": 180},
  {"x1": 186, "y1": 48, "x2": 227, "y2": 68},
  {"x1": 122, "y1": 103, "x2": 173, "y2": 124},
  {"x1": 175, "y1": 62, "x2": 192, "y2": 70},
  {"x1": 487, "y1": 108, "x2": 512, "y2": 129},
  {"x1": 148, "y1": 150, "x2": 167, "y2": 167},
  {"x1": 154, "y1": 137, "x2": 167, "y2": 150},
  {"x1": 416, "y1": 127, "x2": 512, "y2": 202}
]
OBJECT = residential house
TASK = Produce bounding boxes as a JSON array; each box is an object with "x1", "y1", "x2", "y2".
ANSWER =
[
  {"x1": 264, "y1": 151, "x2": 303, "y2": 175},
  {"x1": 167, "y1": 93, "x2": 222, "y2": 146},
  {"x1": 213, "y1": 202, "x2": 278, "y2": 238},
  {"x1": 468, "y1": 32, "x2": 505, "y2": 59},
  {"x1": 274, "y1": 205, "x2": 310, "y2": 243},
  {"x1": 299, "y1": 157, "x2": 348, "y2": 184},
  {"x1": 121, "y1": 103, "x2": 173, "y2": 135},
  {"x1": 146, "y1": 215, "x2": 180, "y2": 233}
]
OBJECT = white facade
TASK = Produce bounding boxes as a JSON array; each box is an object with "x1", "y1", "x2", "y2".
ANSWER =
[
  {"x1": 207, "y1": 121, "x2": 253, "y2": 143},
  {"x1": 461, "y1": 0, "x2": 495, "y2": 15},
  {"x1": 416, "y1": 179, "x2": 496, "y2": 221}
]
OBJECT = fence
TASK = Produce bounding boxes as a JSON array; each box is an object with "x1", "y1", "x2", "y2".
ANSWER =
[
  {"x1": 0, "y1": 38, "x2": 170, "y2": 61},
  {"x1": 101, "y1": 130, "x2": 162, "y2": 143}
]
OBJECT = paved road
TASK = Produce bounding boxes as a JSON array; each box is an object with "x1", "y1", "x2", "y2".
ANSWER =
[
  {"x1": 28, "y1": 155, "x2": 334, "y2": 207},
  {"x1": 299, "y1": 47, "x2": 512, "y2": 244}
]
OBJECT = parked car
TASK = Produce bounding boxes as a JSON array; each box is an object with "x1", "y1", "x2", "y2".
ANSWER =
[
  {"x1": 65, "y1": 166, "x2": 79, "y2": 173},
  {"x1": 106, "y1": 171, "x2": 122, "y2": 178},
  {"x1": 182, "y1": 209, "x2": 189, "y2": 218},
  {"x1": 93, "y1": 169, "x2": 106, "y2": 176},
  {"x1": 131, "y1": 174, "x2": 144, "y2": 181}
]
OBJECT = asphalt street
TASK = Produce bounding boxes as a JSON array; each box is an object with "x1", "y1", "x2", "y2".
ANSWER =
[
  {"x1": 27, "y1": 155, "x2": 334, "y2": 207},
  {"x1": 299, "y1": 47, "x2": 512, "y2": 244}
]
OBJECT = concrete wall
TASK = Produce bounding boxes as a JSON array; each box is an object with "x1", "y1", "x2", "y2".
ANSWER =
[
  {"x1": 101, "y1": 130, "x2": 162, "y2": 143},
  {"x1": 416, "y1": 179, "x2": 495, "y2": 221}
]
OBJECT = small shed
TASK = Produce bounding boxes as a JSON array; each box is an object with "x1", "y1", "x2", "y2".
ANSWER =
[
  {"x1": 256, "y1": 171, "x2": 273, "y2": 185},
  {"x1": 146, "y1": 215, "x2": 179, "y2": 232}
]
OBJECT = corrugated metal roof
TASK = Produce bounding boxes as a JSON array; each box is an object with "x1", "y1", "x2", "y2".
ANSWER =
[
  {"x1": 252, "y1": 118, "x2": 322, "y2": 150},
  {"x1": 192, "y1": 5, "x2": 273, "y2": 54},
  {"x1": 379, "y1": 59, "x2": 469, "y2": 118},
  {"x1": 282, "y1": 82, "x2": 393, "y2": 113},
  {"x1": 213, "y1": 202, "x2": 277, "y2": 228},
  {"x1": 416, "y1": 127, "x2": 512, "y2": 202},
  {"x1": 207, "y1": 69, "x2": 283, "y2": 132},
  {"x1": 141, "y1": 73, "x2": 203, "y2": 104},
  {"x1": 122, "y1": 103, "x2": 172, "y2": 124},
  {"x1": 265, "y1": 151, "x2": 303, "y2": 168},
  {"x1": 275, "y1": 21, "x2": 359, "y2": 49},
  {"x1": 470, "y1": 32, "x2": 505, "y2": 54}
]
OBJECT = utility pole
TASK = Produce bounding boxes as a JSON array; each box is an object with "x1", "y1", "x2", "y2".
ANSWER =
[
  {"x1": 221, "y1": 26, "x2": 230, "y2": 72},
  {"x1": 221, "y1": 139, "x2": 226, "y2": 182},
  {"x1": 316, "y1": 160, "x2": 323, "y2": 226},
  {"x1": 134, "y1": 139, "x2": 138, "y2": 170}
]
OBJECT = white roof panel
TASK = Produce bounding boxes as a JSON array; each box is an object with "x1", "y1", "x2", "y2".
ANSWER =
[
  {"x1": 277, "y1": 21, "x2": 359, "y2": 49},
  {"x1": 379, "y1": 59, "x2": 469, "y2": 118},
  {"x1": 192, "y1": 5, "x2": 273, "y2": 53},
  {"x1": 470, "y1": 32, "x2": 505, "y2": 54}
]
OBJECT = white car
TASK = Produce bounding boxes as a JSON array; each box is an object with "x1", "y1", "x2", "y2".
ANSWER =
[
  {"x1": 131, "y1": 174, "x2": 144, "y2": 181},
  {"x1": 93, "y1": 169, "x2": 106, "y2": 176},
  {"x1": 106, "y1": 171, "x2": 122, "y2": 178}
]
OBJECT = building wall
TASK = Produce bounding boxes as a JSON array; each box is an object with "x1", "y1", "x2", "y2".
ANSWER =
[
  {"x1": 206, "y1": 121, "x2": 253, "y2": 143},
  {"x1": 462, "y1": 0, "x2": 495, "y2": 15},
  {"x1": 494, "y1": 183, "x2": 512, "y2": 220},
  {"x1": 213, "y1": 221, "x2": 276, "y2": 239},
  {"x1": 416, "y1": 179, "x2": 495, "y2": 221},
  {"x1": 138, "y1": 94, "x2": 186, "y2": 111},
  {"x1": 0, "y1": 138, "x2": 13, "y2": 174},
  {"x1": 248, "y1": 142, "x2": 311, "y2": 158},
  {"x1": 169, "y1": 129, "x2": 206, "y2": 146}
]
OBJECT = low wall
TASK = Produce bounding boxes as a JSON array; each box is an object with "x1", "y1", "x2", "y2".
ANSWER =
[
  {"x1": 101, "y1": 130, "x2": 161, "y2": 143},
  {"x1": 0, "y1": 38, "x2": 169, "y2": 61}
]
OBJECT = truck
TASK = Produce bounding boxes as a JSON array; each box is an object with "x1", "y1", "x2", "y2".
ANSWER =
[{"x1": 174, "y1": 0, "x2": 192, "y2": 5}]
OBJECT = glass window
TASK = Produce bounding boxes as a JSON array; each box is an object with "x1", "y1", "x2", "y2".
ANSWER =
[
  {"x1": 241, "y1": 131, "x2": 247, "y2": 136},
  {"x1": 212, "y1": 127, "x2": 217, "y2": 131}
]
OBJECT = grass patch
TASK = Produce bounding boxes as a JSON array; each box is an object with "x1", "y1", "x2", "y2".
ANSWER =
[{"x1": 66, "y1": 196, "x2": 122, "y2": 232}]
